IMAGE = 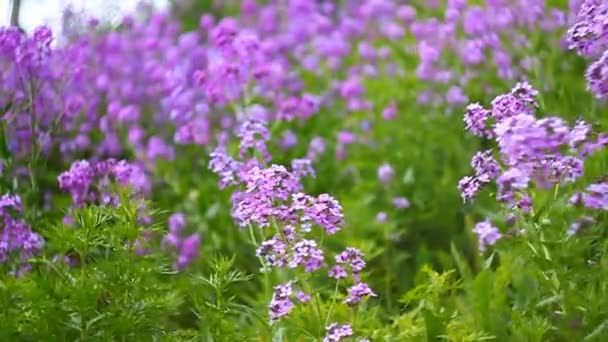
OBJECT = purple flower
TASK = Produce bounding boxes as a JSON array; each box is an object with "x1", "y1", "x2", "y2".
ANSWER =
[
  {"x1": 168, "y1": 213, "x2": 186, "y2": 234},
  {"x1": 446, "y1": 86, "x2": 468, "y2": 105},
  {"x1": 269, "y1": 282, "x2": 294, "y2": 322},
  {"x1": 307, "y1": 136, "x2": 326, "y2": 160},
  {"x1": 176, "y1": 233, "x2": 200, "y2": 270},
  {"x1": 0, "y1": 194, "x2": 43, "y2": 273},
  {"x1": 296, "y1": 291, "x2": 311, "y2": 303},
  {"x1": 568, "y1": 216, "x2": 595, "y2": 236},
  {"x1": 472, "y1": 220, "x2": 502, "y2": 252},
  {"x1": 344, "y1": 282, "x2": 376, "y2": 305},
  {"x1": 289, "y1": 239, "x2": 324, "y2": 272},
  {"x1": 471, "y1": 150, "x2": 500, "y2": 183},
  {"x1": 209, "y1": 147, "x2": 241, "y2": 189},
  {"x1": 464, "y1": 103, "x2": 491, "y2": 137},
  {"x1": 237, "y1": 118, "x2": 271, "y2": 161},
  {"x1": 377, "y1": 163, "x2": 394, "y2": 183},
  {"x1": 392, "y1": 197, "x2": 410, "y2": 209},
  {"x1": 573, "y1": 182, "x2": 608, "y2": 210},
  {"x1": 256, "y1": 236, "x2": 288, "y2": 268},
  {"x1": 303, "y1": 194, "x2": 344, "y2": 234},
  {"x1": 585, "y1": 50, "x2": 608, "y2": 99},
  {"x1": 329, "y1": 265, "x2": 348, "y2": 279},
  {"x1": 517, "y1": 194, "x2": 533, "y2": 213},
  {"x1": 336, "y1": 247, "x2": 366, "y2": 274},
  {"x1": 458, "y1": 176, "x2": 482, "y2": 202},
  {"x1": 291, "y1": 159, "x2": 315, "y2": 179},
  {"x1": 376, "y1": 211, "x2": 388, "y2": 223},
  {"x1": 382, "y1": 101, "x2": 397, "y2": 120},
  {"x1": 324, "y1": 323, "x2": 353, "y2": 342}
]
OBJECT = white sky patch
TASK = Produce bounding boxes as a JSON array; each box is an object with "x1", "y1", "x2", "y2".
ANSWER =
[{"x1": 1, "y1": 0, "x2": 169, "y2": 32}]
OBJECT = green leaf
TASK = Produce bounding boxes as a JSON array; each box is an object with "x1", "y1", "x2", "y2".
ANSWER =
[{"x1": 450, "y1": 242, "x2": 473, "y2": 284}]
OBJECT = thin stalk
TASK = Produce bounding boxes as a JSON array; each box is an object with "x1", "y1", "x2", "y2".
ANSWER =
[
  {"x1": 248, "y1": 224, "x2": 271, "y2": 300},
  {"x1": 324, "y1": 279, "x2": 340, "y2": 326}
]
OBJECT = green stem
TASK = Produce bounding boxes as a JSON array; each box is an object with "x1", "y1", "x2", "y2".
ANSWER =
[
  {"x1": 248, "y1": 224, "x2": 271, "y2": 301},
  {"x1": 324, "y1": 279, "x2": 341, "y2": 326}
]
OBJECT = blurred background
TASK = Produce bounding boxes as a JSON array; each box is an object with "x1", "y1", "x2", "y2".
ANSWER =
[{"x1": 1, "y1": 0, "x2": 174, "y2": 33}]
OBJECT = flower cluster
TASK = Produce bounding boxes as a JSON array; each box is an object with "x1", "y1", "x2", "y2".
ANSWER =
[
  {"x1": 459, "y1": 82, "x2": 605, "y2": 207},
  {"x1": 570, "y1": 182, "x2": 608, "y2": 210},
  {"x1": 0, "y1": 194, "x2": 44, "y2": 276},
  {"x1": 567, "y1": 1, "x2": 608, "y2": 98},
  {"x1": 58, "y1": 159, "x2": 149, "y2": 208},
  {"x1": 209, "y1": 114, "x2": 372, "y2": 335},
  {"x1": 162, "y1": 213, "x2": 201, "y2": 270},
  {"x1": 323, "y1": 323, "x2": 353, "y2": 342},
  {"x1": 460, "y1": 82, "x2": 607, "y2": 250}
]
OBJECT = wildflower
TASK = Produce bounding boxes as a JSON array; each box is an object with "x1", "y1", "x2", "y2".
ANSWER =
[
  {"x1": 471, "y1": 150, "x2": 500, "y2": 183},
  {"x1": 458, "y1": 176, "x2": 482, "y2": 202},
  {"x1": 377, "y1": 163, "x2": 394, "y2": 183},
  {"x1": 291, "y1": 159, "x2": 315, "y2": 179},
  {"x1": 256, "y1": 236, "x2": 288, "y2": 267},
  {"x1": 324, "y1": 323, "x2": 353, "y2": 342},
  {"x1": 344, "y1": 282, "x2": 376, "y2": 305},
  {"x1": 269, "y1": 282, "x2": 294, "y2": 322},
  {"x1": 290, "y1": 239, "x2": 325, "y2": 272},
  {"x1": 329, "y1": 265, "x2": 348, "y2": 279},
  {"x1": 296, "y1": 291, "x2": 311, "y2": 303},
  {"x1": 176, "y1": 233, "x2": 200, "y2": 270},
  {"x1": 464, "y1": 103, "x2": 491, "y2": 137},
  {"x1": 472, "y1": 220, "x2": 502, "y2": 252},
  {"x1": 168, "y1": 213, "x2": 186, "y2": 234},
  {"x1": 381, "y1": 101, "x2": 397, "y2": 120},
  {"x1": 392, "y1": 197, "x2": 410, "y2": 209},
  {"x1": 376, "y1": 211, "x2": 388, "y2": 223}
]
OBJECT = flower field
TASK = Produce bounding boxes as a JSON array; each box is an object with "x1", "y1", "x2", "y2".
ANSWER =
[{"x1": 2, "y1": 0, "x2": 608, "y2": 340}]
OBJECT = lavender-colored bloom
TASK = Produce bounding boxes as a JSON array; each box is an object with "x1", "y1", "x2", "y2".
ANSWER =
[
  {"x1": 269, "y1": 282, "x2": 294, "y2": 322},
  {"x1": 567, "y1": 1, "x2": 608, "y2": 58},
  {"x1": 392, "y1": 197, "x2": 410, "y2": 209},
  {"x1": 570, "y1": 120, "x2": 591, "y2": 148},
  {"x1": 491, "y1": 94, "x2": 531, "y2": 121},
  {"x1": 168, "y1": 213, "x2": 186, "y2": 234},
  {"x1": 307, "y1": 136, "x2": 327, "y2": 161},
  {"x1": 464, "y1": 103, "x2": 491, "y2": 137},
  {"x1": 257, "y1": 236, "x2": 288, "y2": 267},
  {"x1": 280, "y1": 130, "x2": 297, "y2": 150},
  {"x1": 176, "y1": 233, "x2": 200, "y2": 270},
  {"x1": 209, "y1": 147, "x2": 241, "y2": 189},
  {"x1": 382, "y1": 101, "x2": 397, "y2": 120},
  {"x1": 517, "y1": 194, "x2": 533, "y2": 213},
  {"x1": 344, "y1": 282, "x2": 376, "y2": 305},
  {"x1": 303, "y1": 194, "x2": 344, "y2": 234},
  {"x1": 471, "y1": 150, "x2": 500, "y2": 183},
  {"x1": 289, "y1": 239, "x2": 324, "y2": 272},
  {"x1": 245, "y1": 165, "x2": 302, "y2": 201},
  {"x1": 296, "y1": 291, "x2": 311, "y2": 303},
  {"x1": 472, "y1": 220, "x2": 502, "y2": 252},
  {"x1": 291, "y1": 159, "x2": 315, "y2": 179},
  {"x1": 58, "y1": 160, "x2": 95, "y2": 207},
  {"x1": 237, "y1": 118, "x2": 271, "y2": 161},
  {"x1": 377, "y1": 163, "x2": 394, "y2": 183},
  {"x1": 458, "y1": 176, "x2": 482, "y2": 202},
  {"x1": 336, "y1": 247, "x2": 366, "y2": 274},
  {"x1": 446, "y1": 86, "x2": 468, "y2": 105},
  {"x1": 496, "y1": 168, "x2": 530, "y2": 204},
  {"x1": 329, "y1": 265, "x2": 348, "y2": 279},
  {"x1": 337, "y1": 131, "x2": 356, "y2": 145},
  {"x1": 376, "y1": 211, "x2": 388, "y2": 223},
  {"x1": 574, "y1": 182, "x2": 608, "y2": 210},
  {"x1": 324, "y1": 323, "x2": 353, "y2": 342},
  {"x1": 0, "y1": 194, "x2": 44, "y2": 273},
  {"x1": 585, "y1": 50, "x2": 608, "y2": 99},
  {"x1": 568, "y1": 216, "x2": 595, "y2": 236}
]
